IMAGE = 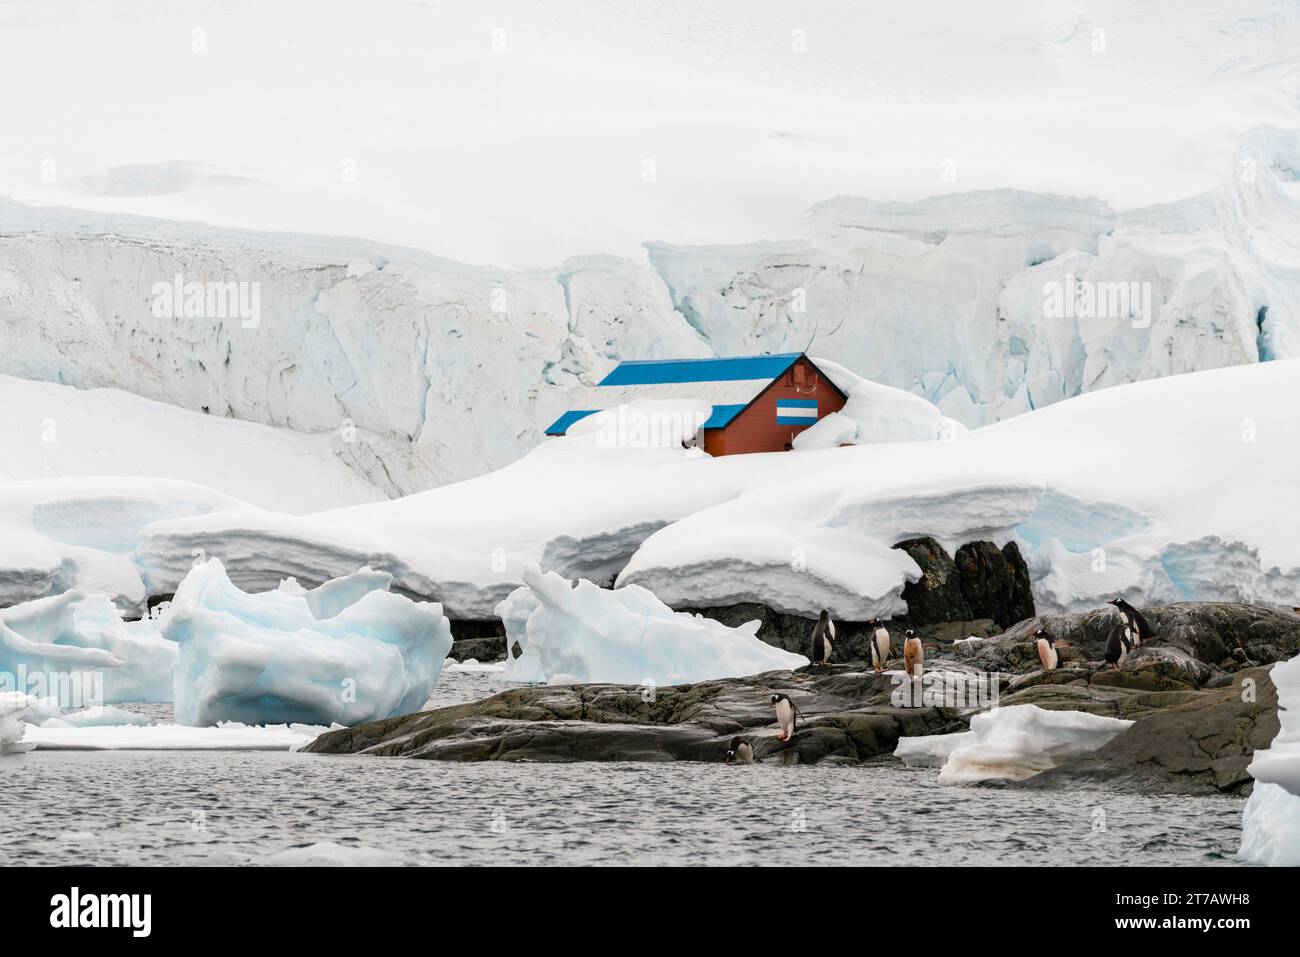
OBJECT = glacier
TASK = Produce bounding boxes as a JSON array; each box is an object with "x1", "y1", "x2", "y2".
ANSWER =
[
  {"x1": 165, "y1": 559, "x2": 452, "y2": 727},
  {"x1": 498, "y1": 564, "x2": 807, "y2": 685}
]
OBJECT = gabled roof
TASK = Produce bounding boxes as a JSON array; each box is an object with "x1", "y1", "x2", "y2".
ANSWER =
[
  {"x1": 545, "y1": 352, "x2": 826, "y2": 436},
  {"x1": 597, "y1": 353, "x2": 802, "y2": 386}
]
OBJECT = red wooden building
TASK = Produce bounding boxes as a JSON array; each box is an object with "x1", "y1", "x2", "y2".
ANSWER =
[{"x1": 545, "y1": 352, "x2": 848, "y2": 455}]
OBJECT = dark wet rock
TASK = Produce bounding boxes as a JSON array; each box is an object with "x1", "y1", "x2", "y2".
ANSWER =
[
  {"x1": 447, "y1": 620, "x2": 506, "y2": 662},
  {"x1": 956, "y1": 602, "x2": 1300, "y2": 679},
  {"x1": 305, "y1": 665, "x2": 969, "y2": 764},
  {"x1": 893, "y1": 537, "x2": 972, "y2": 624}
]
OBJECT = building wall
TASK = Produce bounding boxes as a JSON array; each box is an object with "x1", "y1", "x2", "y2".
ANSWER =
[{"x1": 703, "y1": 357, "x2": 847, "y2": 455}]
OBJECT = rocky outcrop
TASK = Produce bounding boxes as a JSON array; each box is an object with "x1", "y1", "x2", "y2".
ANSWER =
[
  {"x1": 447, "y1": 620, "x2": 507, "y2": 662},
  {"x1": 893, "y1": 537, "x2": 1034, "y2": 628},
  {"x1": 307, "y1": 601, "x2": 1297, "y2": 796}
]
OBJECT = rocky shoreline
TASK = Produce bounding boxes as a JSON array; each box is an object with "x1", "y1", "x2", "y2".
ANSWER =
[{"x1": 308, "y1": 601, "x2": 1298, "y2": 796}]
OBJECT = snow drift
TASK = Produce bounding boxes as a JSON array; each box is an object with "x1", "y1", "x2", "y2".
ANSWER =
[
  {"x1": 498, "y1": 563, "x2": 807, "y2": 685},
  {"x1": 165, "y1": 559, "x2": 452, "y2": 727}
]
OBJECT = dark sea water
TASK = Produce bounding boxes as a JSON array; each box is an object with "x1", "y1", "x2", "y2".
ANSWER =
[{"x1": 0, "y1": 671, "x2": 1248, "y2": 867}]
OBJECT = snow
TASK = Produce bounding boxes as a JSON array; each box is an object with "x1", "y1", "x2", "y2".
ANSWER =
[
  {"x1": 1238, "y1": 654, "x2": 1300, "y2": 866},
  {"x1": 0, "y1": 691, "x2": 34, "y2": 754},
  {"x1": 0, "y1": 589, "x2": 175, "y2": 703},
  {"x1": 39, "y1": 705, "x2": 154, "y2": 729},
  {"x1": 22, "y1": 721, "x2": 330, "y2": 751},
  {"x1": 126, "y1": 359, "x2": 1300, "y2": 621},
  {"x1": 0, "y1": 476, "x2": 249, "y2": 614},
  {"x1": 800, "y1": 359, "x2": 967, "y2": 446},
  {"x1": 498, "y1": 564, "x2": 807, "y2": 685},
  {"x1": 165, "y1": 559, "x2": 452, "y2": 727},
  {"x1": 902, "y1": 705, "x2": 1133, "y2": 785},
  {"x1": 0, "y1": 375, "x2": 388, "y2": 512}
]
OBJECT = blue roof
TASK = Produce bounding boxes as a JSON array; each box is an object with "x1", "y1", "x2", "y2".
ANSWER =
[
  {"x1": 544, "y1": 409, "x2": 598, "y2": 435},
  {"x1": 700, "y1": 404, "x2": 747, "y2": 429},
  {"x1": 597, "y1": 353, "x2": 802, "y2": 386}
]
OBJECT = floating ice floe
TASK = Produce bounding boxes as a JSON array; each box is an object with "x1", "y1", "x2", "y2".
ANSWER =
[
  {"x1": 262, "y1": 841, "x2": 406, "y2": 867},
  {"x1": 23, "y1": 721, "x2": 331, "y2": 751},
  {"x1": 895, "y1": 705, "x2": 1133, "y2": 785},
  {"x1": 1239, "y1": 655, "x2": 1300, "y2": 866},
  {"x1": 166, "y1": 559, "x2": 452, "y2": 727},
  {"x1": 0, "y1": 589, "x2": 176, "y2": 703},
  {"x1": 498, "y1": 563, "x2": 807, "y2": 685}
]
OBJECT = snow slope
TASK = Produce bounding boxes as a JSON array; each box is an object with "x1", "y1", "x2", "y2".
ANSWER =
[
  {"x1": 0, "y1": 375, "x2": 386, "y2": 512},
  {"x1": 116, "y1": 359, "x2": 1300, "y2": 622}
]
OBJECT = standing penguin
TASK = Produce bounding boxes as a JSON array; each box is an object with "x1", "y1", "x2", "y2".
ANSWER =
[
  {"x1": 769, "y1": 693, "x2": 798, "y2": 741},
  {"x1": 1102, "y1": 624, "x2": 1133, "y2": 668},
  {"x1": 725, "y1": 737, "x2": 755, "y2": 764},
  {"x1": 810, "y1": 609, "x2": 835, "y2": 666},
  {"x1": 866, "y1": 617, "x2": 890, "y2": 674},
  {"x1": 1107, "y1": 598, "x2": 1155, "y2": 647},
  {"x1": 1033, "y1": 627, "x2": 1060, "y2": 671},
  {"x1": 903, "y1": 629, "x2": 924, "y2": 678}
]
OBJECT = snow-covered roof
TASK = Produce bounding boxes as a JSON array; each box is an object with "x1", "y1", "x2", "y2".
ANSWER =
[{"x1": 546, "y1": 353, "x2": 805, "y2": 434}]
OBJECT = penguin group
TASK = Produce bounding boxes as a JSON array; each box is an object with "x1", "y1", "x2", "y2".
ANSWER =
[{"x1": 1102, "y1": 597, "x2": 1154, "y2": 667}]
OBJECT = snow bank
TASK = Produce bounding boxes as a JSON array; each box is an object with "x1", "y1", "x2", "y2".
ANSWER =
[
  {"x1": 1239, "y1": 655, "x2": 1300, "y2": 866},
  {"x1": 0, "y1": 375, "x2": 387, "y2": 513},
  {"x1": 498, "y1": 564, "x2": 807, "y2": 685},
  {"x1": 0, "y1": 476, "x2": 248, "y2": 614},
  {"x1": 798, "y1": 358, "x2": 967, "y2": 447},
  {"x1": 0, "y1": 692, "x2": 34, "y2": 754},
  {"x1": 902, "y1": 705, "x2": 1133, "y2": 785},
  {"x1": 23, "y1": 721, "x2": 330, "y2": 751},
  {"x1": 131, "y1": 359, "x2": 1300, "y2": 621},
  {"x1": 166, "y1": 559, "x2": 452, "y2": 727},
  {"x1": 0, "y1": 590, "x2": 175, "y2": 702}
]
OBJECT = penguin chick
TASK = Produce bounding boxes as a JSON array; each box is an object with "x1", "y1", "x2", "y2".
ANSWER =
[
  {"x1": 903, "y1": 629, "x2": 924, "y2": 679},
  {"x1": 1033, "y1": 627, "x2": 1059, "y2": 671}
]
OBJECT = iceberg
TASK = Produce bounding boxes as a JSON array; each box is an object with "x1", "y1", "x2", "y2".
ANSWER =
[
  {"x1": 498, "y1": 563, "x2": 807, "y2": 686},
  {"x1": 0, "y1": 691, "x2": 34, "y2": 754},
  {"x1": 1238, "y1": 654, "x2": 1300, "y2": 866},
  {"x1": 0, "y1": 590, "x2": 175, "y2": 703},
  {"x1": 165, "y1": 559, "x2": 451, "y2": 727},
  {"x1": 894, "y1": 705, "x2": 1133, "y2": 785},
  {"x1": 23, "y1": 721, "x2": 330, "y2": 751}
]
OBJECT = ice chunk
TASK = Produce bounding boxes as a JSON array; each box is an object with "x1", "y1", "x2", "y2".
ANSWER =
[
  {"x1": 0, "y1": 691, "x2": 34, "y2": 754},
  {"x1": 498, "y1": 563, "x2": 807, "y2": 685},
  {"x1": 262, "y1": 841, "x2": 405, "y2": 867},
  {"x1": 303, "y1": 566, "x2": 393, "y2": 620},
  {"x1": 908, "y1": 705, "x2": 1133, "y2": 784},
  {"x1": 166, "y1": 559, "x2": 451, "y2": 727},
  {"x1": 41, "y1": 705, "x2": 155, "y2": 728},
  {"x1": 894, "y1": 730, "x2": 975, "y2": 768},
  {"x1": 0, "y1": 590, "x2": 175, "y2": 703},
  {"x1": 1239, "y1": 654, "x2": 1300, "y2": 866}
]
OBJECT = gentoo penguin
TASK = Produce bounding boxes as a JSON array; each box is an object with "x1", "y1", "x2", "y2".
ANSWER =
[
  {"x1": 1102, "y1": 624, "x2": 1133, "y2": 668},
  {"x1": 866, "y1": 617, "x2": 890, "y2": 674},
  {"x1": 725, "y1": 737, "x2": 755, "y2": 764},
  {"x1": 1033, "y1": 627, "x2": 1059, "y2": 671},
  {"x1": 810, "y1": 609, "x2": 835, "y2": 666},
  {"x1": 1107, "y1": 598, "x2": 1155, "y2": 647},
  {"x1": 902, "y1": 629, "x2": 924, "y2": 678},
  {"x1": 769, "y1": 693, "x2": 797, "y2": 741}
]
